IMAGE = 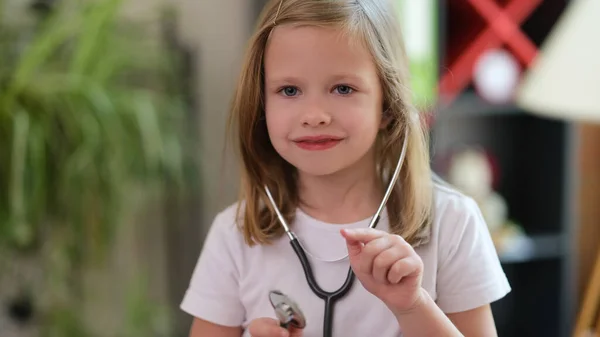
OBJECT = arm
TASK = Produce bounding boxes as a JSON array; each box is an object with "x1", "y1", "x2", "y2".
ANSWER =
[
  {"x1": 340, "y1": 194, "x2": 510, "y2": 337},
  {"x1": 340, "y1": 228, "x2": 464, "y2": 336},
  {"x1": 189, "y1": 318, "x2": 242, "y2": 337},
  {"x1": 447, "y1": 304, "x2": 498, "y2": 337},
  {"x1": 393, "y1": 289, "x2": 463, "y2": 337},
  {"x1": 402, "y1": 196, "x2": 508, "y2": 337},
  {"x1": 180, "y1": 212, "x2": 247, "y2": 336},
  {"x1": 394, "y1": 291, "x2": 498, "y2": 337}
]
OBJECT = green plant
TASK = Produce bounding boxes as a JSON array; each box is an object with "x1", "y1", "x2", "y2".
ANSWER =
[{"x1": 0, "y1": 0, "x2": 196, "y2": 335}]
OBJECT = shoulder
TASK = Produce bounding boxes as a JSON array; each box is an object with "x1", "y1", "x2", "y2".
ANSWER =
[
  {"x1": 429, "y1": 175, "x2": 489, "y2": 253},
  {"x1": 428, "y1": 176, "x2": 511, "y2": 313},
  {"x1": 181, "y1": 202, "x2": 249, "y2": 326},
  {"x1": 203, "y1": 202, "x2": 247, "y2": 253},
  {"x1": 431, "y1": 175, "x2": 481, "y2": 224},
  {"x1": 212, "y1": 202, "x2": 244, "y2": 231}
]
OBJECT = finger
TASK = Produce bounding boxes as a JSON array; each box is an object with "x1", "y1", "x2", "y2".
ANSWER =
[
  {"x1": 248, "y1": 317, "x2": 289, "y2": 337},
  {"x1": 342, "y1": 230, "x2": 364, "y2": 258},
  {"x1": 387, "y1": 255, "x2": 422, "y2": 284},
  {"x1": 340, "y1": 228, "x2": 388, "y2": 244},
  {"x1": 358, "y1": 236, "x2": 395, "y2": 274},
  {"x1": 372, "y1": 244, "x2": 409, "y2": 283}
]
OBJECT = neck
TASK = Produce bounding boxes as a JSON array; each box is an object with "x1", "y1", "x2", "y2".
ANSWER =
[{"x1": 298, "y1": 155, "x2": 383, "y2": 224}]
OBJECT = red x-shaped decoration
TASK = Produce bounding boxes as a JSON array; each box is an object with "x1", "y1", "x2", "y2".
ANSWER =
[{"x1": 438, "y1": 0, "x2": 542, "y2": 104}]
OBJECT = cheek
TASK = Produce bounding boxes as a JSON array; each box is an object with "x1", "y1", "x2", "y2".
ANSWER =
[
  {"x1": 265, "y1": 106, "x2": 289, "y2": 146},
  {"x1": 341, "y1": 104, "x2": 382, "y2": 138}
]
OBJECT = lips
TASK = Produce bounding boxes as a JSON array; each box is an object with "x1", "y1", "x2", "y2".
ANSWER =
[{"x1": 293, "y1": 135, "x2": 343, "y2": 151}]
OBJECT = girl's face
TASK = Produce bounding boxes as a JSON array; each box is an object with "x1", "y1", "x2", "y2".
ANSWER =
[{"x1": 264, "y1": 25, "x2": 384, "y2": 177}]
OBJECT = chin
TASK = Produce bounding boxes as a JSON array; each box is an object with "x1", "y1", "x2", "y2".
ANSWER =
[
  {"x1": 294, "y1": 162, "x2": 344, "y2": 177},
  {"x1": 273, "y1": 144, "x2": 371, "y2": 178},
  {"x1": 283, "y1": 154, "x2": 355, "y2": 177}
]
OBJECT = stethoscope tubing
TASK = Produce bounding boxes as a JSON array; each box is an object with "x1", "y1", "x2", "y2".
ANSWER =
[
  {"x1": 264, "y1": 127, "x2": 409, "y2": 337},
  {"x1": 289, "y1": 237, "x2": 355, "y2": 336}
]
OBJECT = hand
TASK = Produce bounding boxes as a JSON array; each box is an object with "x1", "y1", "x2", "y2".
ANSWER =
[
  {"x1": 248, "y1": 317, "x2": 303, "y2": 337},
  {"x1": 340, "y1": 228, "x2": 426, "y2": 315}
]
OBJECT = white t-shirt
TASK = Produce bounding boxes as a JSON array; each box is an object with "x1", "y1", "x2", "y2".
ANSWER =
[{"x1": 180, "y1": 182, "x2": 511, "y2": 336}]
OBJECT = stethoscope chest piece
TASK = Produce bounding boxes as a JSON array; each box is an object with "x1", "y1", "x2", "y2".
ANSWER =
[{"x1": 269, "y1": 290, "x2": 306, "y2": 329}]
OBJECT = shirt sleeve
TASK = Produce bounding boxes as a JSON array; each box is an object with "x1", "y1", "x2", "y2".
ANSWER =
[
  {"x1": 435, "y1": 196, "x2": 511, "y2": 313},
  {"x1": 180, "y1": 210, "x2": 246, "y2": 326}
]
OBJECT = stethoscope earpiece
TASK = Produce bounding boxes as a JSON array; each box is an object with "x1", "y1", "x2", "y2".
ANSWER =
[{"x1": 268, "y1": 290, "x2": 306, "y2": 329}]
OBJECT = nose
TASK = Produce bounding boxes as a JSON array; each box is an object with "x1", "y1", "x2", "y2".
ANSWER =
[{"x1": 300, "y1": 101, "x2": 331, "y2": 127}]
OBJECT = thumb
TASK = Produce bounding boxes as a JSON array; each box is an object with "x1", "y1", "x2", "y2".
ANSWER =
[
  {"x1": 289, "y1": 327, "x2": 304, "y2": 337},
  {"x1": 340, "y1": 229, "x2": 363, "y2": 258}
]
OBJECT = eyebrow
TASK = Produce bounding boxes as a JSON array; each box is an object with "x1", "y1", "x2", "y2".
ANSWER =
[
  {"x1": 265, "y1": 74, "x2": 369, "y2": 86},
  {"x1": 265, "y1": 76, "x2": 301, "y2": 84},
  {"x1": 329, "y1": 74, "x2": 369, "y2": 85}
]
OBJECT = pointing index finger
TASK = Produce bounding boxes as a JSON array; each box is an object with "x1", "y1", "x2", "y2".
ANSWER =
[{"x1": 340, "y1": 228, "x2": 388, "y2": 244}]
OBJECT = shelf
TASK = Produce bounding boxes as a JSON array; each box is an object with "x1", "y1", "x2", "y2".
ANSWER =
[
  {"x1": 498, "y1": 233, "x2": 564, "y2": 264},
  {"x1": 434, "y1": 2, "x2": 574, "y2": 336}
]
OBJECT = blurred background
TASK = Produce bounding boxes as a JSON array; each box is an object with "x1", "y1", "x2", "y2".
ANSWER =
[{"x1": 0, "y1": 0, "x2": 598, "y2": 337}]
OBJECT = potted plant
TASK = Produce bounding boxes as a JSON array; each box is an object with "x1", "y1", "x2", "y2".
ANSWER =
[{"x1": 0, "y1": 0, "x2": 196, "y2": 335}]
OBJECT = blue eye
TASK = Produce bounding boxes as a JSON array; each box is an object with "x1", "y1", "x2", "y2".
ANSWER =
[
  {"x1": 280, "y1": 86, "x2": 299, "y2": 97},
  {"x1": 335, "y1": 85, "x2": 353, "y2": 95}
]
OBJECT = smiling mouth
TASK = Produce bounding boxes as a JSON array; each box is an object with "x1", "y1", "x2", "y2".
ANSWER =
[{"x1": 293, "y1": 137, "x2": 343, "y2": 151}]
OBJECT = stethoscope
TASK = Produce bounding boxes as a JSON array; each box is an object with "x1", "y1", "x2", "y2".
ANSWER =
[{"x1": 264, "y1": 127, "x2": 410, "y2": 337}]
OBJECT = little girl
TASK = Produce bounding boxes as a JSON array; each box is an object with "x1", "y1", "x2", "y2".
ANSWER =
[{"x1": 181, "y1": 0, "x2": 511, "y2": 336}]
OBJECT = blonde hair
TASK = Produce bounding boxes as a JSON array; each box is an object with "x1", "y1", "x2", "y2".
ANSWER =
[{"x1": 227, "y1": 0, "x2": 433, "y2": 247}]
